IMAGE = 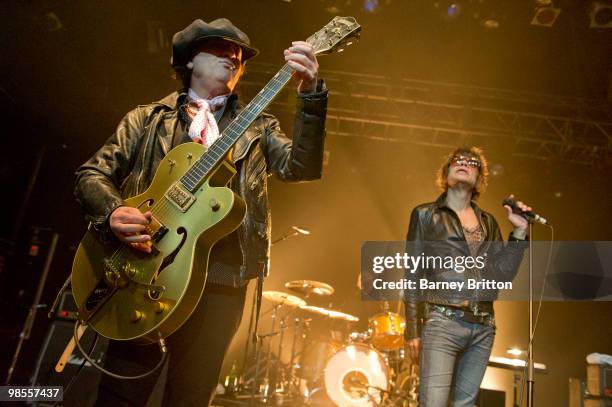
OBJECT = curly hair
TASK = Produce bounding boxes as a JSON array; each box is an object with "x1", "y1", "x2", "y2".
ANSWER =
[{"x1": 435, "y1": 146, "x2": 489, "y2": 200}]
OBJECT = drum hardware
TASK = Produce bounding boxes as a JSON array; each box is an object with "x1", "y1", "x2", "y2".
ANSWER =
[
  {"x1": 246, "y1": 291, "x2": 306, "y2": 404},
  {"x1": 229, "y1": 281, "x2": 419, "y2": 406},
  {"x1": 349, "y1": 331, "x2": 371, "y2": 344},
  {"x1": 273, "y1": 316, "x2": 292, "y2": 401},
  {"x1": 276, "y1": 300, "x2": 314, "y2": 401},
  {"x1": 251, "y1": 289, "x2": 307, "y2": 398},
  {"x1": 287, "y1": 317, "x2": 304, "y2": 397},
  {"x1": 393, "y1": 364, "x2": 419, "y2": 407},
  {"x1": 263, "y1": 298, "x2": 298, "y2": 403}
]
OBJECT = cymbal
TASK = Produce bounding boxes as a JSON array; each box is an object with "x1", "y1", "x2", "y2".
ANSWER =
[
  {"x1": 262, "y1": 291, "x2": 306, "y2": 307},
  {"x1": 299, "y1": 305, "x2": 359, "y2": 322},
  {"x1": 285, "y1": 280, "x2": 335, "y2": 296}
]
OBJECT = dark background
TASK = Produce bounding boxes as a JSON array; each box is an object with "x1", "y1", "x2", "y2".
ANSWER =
[{"x1": 0, "y1": 1, "x2": 611, "y2": 406}]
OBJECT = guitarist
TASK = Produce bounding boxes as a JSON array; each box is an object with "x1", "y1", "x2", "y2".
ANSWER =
[{"x1": 74, "y1": 18, "x2": 327, "y2": 406}]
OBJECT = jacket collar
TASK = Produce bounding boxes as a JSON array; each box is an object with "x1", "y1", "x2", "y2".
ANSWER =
[
  {"x1": 152, "y1": 89, "x2": 240, "y2": 111},
  {"x1": 435, "y1": 192, "x2": 483, "y2": 217},
  {"x1": 153, "y1": 91, "x2": 183, "y2": 109}
]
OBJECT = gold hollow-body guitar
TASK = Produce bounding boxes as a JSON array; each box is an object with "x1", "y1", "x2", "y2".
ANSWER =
[{"x1": 71, "y1": 17, "x2": 361, "y2": 343}]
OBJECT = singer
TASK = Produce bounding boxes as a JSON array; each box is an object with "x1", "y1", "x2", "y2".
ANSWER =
[{"x1": 403, "y1": 146, "x2": 531, "y2": 406}]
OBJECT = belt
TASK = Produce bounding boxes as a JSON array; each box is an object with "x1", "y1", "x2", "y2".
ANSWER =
[{"x1": 426, "y1": 303, "x2": 495, "y2": 327}]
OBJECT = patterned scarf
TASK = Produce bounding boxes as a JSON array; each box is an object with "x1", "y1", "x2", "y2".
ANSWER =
[{"x1": 187, "y1": 88, "x2": 229, "y2": 147}]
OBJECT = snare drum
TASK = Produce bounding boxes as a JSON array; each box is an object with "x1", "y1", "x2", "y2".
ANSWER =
[
  {"x1": 368, "y1": 312, "x2": 406, "y2": 351},
  {"x1": 323, "y1": 343, "x2": 389, "y2": 407}
]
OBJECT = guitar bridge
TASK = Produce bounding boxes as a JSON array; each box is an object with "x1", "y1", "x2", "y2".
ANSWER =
[
  {"x1": 165, "y1": 183, "x2": 196, "y2": 212},
  {"x1": 145, "y1": 216, "x2": 168, "y2": 243}
]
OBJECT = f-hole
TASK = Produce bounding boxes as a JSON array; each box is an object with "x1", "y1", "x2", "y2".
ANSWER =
[
  {"x1": 148, "y1": 226, "x2": 187, "y2": 300},
  {"x1": 138, "y1": 198, "x2": 155, "y2": 210}
]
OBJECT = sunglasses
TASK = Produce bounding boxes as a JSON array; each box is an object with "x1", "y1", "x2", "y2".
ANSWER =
[{"x1": 451, "y1": 155, "x2": 481, "y2": 168}]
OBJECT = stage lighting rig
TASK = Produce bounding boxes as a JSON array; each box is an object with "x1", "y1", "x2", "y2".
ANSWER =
[
  {"x1": 589, "y1": 1, "x2": 612, "y2": 28},
  {"x1": 531, "y1": 0, "x2": 561, "y2": 27}
]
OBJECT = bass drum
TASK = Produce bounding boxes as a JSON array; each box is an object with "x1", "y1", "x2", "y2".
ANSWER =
[
  {"x1": 323, "y1": 344, "x2": 389, "y2": 407},
  {"x1": 299, "y1": 338, "x2": 342, "y2": 383}
]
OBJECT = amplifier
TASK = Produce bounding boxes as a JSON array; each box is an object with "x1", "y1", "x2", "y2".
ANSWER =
[
  {"x1": 54, "y1": 289, "x2": 78, "y2": 321},
  {"x1": 476, "y1": 388, "x2": 505, "y2": 407},
  {"x1": 29, "y1": 290, "x2": 108, "y2": 406},
  {"x1": 588, "y1": 364, "x2": 612, "y2": 398}
]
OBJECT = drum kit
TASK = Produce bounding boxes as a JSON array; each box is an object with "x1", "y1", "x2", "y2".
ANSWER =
[{"x1": 234, "y1": 280, "x2": 419, "y2": 406}]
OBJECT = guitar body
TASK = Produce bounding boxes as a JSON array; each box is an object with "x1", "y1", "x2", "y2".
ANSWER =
[{"x1": 71, "y1": 142, "x2": 246, "y2": 343}]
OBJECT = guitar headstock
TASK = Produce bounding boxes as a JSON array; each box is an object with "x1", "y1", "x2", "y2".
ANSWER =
[{"x1": 307, "y1": 16, "x2": 361, "y2": 56}]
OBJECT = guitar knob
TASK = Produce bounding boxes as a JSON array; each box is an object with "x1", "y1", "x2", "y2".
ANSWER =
[
  {"x1": 130, "y1": 310, "x2": 143, "y2": 322},
  {"x1": 209, "y1": 199, "x2": 221, "y2": 211},
  {"x1": 154, "y1": 302, "x2": 166, "y2": 314}
]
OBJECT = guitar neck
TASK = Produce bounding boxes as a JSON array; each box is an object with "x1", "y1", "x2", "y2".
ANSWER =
[{"x1": 180, "y1": 64, "x2": 294, "y2": 191}]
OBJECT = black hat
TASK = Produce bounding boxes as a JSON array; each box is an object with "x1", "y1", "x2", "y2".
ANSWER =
[{"x1": 171, "y1": 18, "x2": 259, "y2": 68}]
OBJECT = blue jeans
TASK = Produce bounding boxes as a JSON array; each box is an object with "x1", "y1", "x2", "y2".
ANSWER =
[{"x1": 418, "y1": 309, "x2": 496, "y2": 407}]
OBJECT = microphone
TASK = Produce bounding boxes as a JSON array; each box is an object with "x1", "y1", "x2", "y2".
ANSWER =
[
  {"x1": 291, "y1": 226, "x2": 311, "y2": 235},
  {"x1": 502, "y1": 195, "x2": 548, "y2": 225}
]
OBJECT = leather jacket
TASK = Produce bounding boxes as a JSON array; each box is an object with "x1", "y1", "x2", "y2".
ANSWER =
[
  {"x1": 403, "y1": 193, "x2": 528, "y2": 340},
  {"x1": 74, "y1": 85, "x2": 327, "y2": 285}
]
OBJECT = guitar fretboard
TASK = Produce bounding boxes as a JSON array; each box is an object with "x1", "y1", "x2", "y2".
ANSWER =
[{"x1": 180, "y1": 64, "x2": 294, "y2": 191}]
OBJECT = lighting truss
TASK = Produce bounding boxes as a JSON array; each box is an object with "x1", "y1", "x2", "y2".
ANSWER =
[{"x1": 242, "y1": 63, "x2": 612, "y2": 167}]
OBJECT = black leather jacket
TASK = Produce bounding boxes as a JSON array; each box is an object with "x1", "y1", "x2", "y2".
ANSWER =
[
  {"x1": 403, "y1": 193, "x2": 528, "y2": 340},
  {"x1": 74, "y1": 86, "x2": 327, "y2": 285}
]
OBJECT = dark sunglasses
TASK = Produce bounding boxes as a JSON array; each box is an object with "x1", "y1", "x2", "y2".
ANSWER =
[{"x1": 451, "y1": 155, "x2": 481, "y2": 168}]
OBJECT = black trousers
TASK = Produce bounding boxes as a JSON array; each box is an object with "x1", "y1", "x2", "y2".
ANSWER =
[{"x1": 94, "y1": 282, "x2": 248, "y2": 407}]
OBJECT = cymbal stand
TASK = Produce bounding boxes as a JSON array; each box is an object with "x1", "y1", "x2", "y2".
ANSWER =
[
  {"x1": 287, "y1": 317, "x2": 301, "y2": 397},
  {"x1": 274, "y1": 316, "x2": 287, "y2": 401},
  {"x1": 262, "y1": 303, "x2": 281, "y2": 403}
]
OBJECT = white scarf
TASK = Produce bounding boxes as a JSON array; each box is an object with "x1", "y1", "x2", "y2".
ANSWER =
[{"x1": 187, "y1": 88, "x2": 229, "y2": 147}]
